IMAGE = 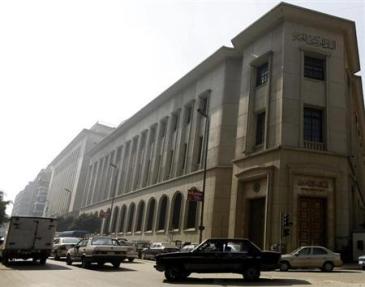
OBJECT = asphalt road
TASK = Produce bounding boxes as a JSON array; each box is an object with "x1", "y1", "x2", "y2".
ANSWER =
[{"x1": 0, "y1": 258, "x2": 364, "y2": 287}]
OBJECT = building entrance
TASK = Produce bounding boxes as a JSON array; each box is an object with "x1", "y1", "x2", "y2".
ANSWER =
[
  {"x1": 248, "y1": 197, "x2": 265, "y2": 248},
  {"x1": 298, "y1": 197, "x2": 327, "y2": 246}
]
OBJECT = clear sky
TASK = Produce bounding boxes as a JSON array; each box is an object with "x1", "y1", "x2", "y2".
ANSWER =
[{"x1": 1, "y1": 0, "x2": 364, "y2": 213}]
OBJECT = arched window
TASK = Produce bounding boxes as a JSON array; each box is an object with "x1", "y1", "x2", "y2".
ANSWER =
[
  {"x1": 157, "y1": 196, "x2": 168, "y2": 231},
  {"x1": 185, "y1": 200, "x2": 198, "y2": 229},
  {"x1": 118, "y1": 205, "x2": 127, "y2": 233},
  {"x1": 171, "y1": 192, "x2": 182, "y2": 230},
  {"x1": 145, "y1": 198, "x2": 156, "y2": 232},
  {"x1": 110, "y1": 206, "x2": 119, "y2": 233},
  {"x1": 135, "y1": 201, "x2": 145, "y2": 232},
  {"x1": 127, "y1": 203, "x2": 135, "y2": 233}
]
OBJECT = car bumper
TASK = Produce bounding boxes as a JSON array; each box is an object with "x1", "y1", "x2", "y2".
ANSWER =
[
  {"x1": 154, "y1": 264, "x2": 165, "y2": 272},
  {"x1": 84, "y1": 255, "x2": 126, "y2": 262}
]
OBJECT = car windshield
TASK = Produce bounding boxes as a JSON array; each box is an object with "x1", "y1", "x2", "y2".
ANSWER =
[
  {"x1": 62, "y1": 238, "x2": 80, "y2": 244},
  {"x1": 91, "y1": 238, "x2": 119, "y2": 246}
]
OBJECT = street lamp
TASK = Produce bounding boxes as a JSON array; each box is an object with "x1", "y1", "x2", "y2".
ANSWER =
[{"x1": 197, "y1": 108, "x2": 209, "y2": 243}]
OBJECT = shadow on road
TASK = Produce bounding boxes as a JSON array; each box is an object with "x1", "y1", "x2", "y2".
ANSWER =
[
  {"x1": 75, "y1": 264, "x2": 136, "y2": 272},
  {"x1": 164, "y1": 278, "x2": 311, "y2": 286},
  {"x1": 2, "y1": 261, "x2": 71, "y2": 271}
]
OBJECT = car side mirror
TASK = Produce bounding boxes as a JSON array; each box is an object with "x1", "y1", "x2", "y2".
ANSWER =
[
  {"x1": 75, "y1": 245, "x2": 80, "y2": 249},
  {"x1": 295, "y1": 253, "x2": 299, "y2": 256}
]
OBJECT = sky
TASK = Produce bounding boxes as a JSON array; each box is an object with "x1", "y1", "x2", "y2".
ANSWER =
[{"x1": 1, "y1": 0, "x2": 364, "y2": 213}]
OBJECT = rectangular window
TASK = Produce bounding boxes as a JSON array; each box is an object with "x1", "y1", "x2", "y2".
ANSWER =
[
  {"x1": 304, "y1": 56, "x2": 325, "y2": 80},
  {"x1": 255, "y1": 112, "x2": 266, "y2": 146},
  {"x1": 304, "y1": 108, "x2": 323, "y2": 142},
  {"x1": 256, "y1": 62, "x2": 269, "y2": 87}
]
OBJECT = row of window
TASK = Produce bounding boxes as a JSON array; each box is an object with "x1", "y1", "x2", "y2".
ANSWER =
[
  {"x1": 255, "y1": 55, "x2": 326, "y2": 89},
  {"x1": 103, "y1": 191, "x2": 199, "y2": 234},
  {"x1": 254, "y1": 107, "x2": 324, "y2": 148},
  {"x1": 82, "y1": 97, "x2": 209, "y2": 208}
]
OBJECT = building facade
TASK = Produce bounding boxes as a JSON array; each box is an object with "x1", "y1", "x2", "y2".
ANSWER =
[
  {"x1": 75, "y1": 3, "x2": 365, "y2": 253},
  {"x1": 45, "y1": 123, "x2": 114, "y2": 217}
]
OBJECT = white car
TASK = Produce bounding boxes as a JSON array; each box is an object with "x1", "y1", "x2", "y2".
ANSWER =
[{"x1": 359, "y1": 255, "x2": 365, "y2": 270}]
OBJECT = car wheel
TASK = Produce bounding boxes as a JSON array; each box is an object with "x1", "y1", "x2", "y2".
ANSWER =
[
  {"x1": 66, "y1": 255, "x2": 72, "y2": 266},
  {"x1": 81, "y1": 257, "x2": 90, "y2": 268},
  {"x1": 243, "y1": 267, "x2": 260, "y2": 281},
  {"x1": 280, "y1": 261, "x2": 290, "y2": 272},
  {"x1": 54, "y1": 252, "x2": 60, "y2": 261},
  {"x1": 1, "y1": 255, "x2": 9, "y2": 266},
  {"x1": 164, "y1": 267, "x2": 182, "y2": 282},
  {"x1": 97, "y1": 261, "x2": 104, "y2": 267},
  {"x1": 128, "y1": 258, "x2": 134, "y2": 262},
  {"x1": 322, "y1": 262, "x2": 334, "y2": 272},
  {"x1": 362, "y1": 266, "x2": 365, "y2": 271},
  {"x1": 112, "y1": 261, "x2": 121, "y2": 268},
  {"x1": 39, "y1": 257, "x2": 47, "y2": 265}
]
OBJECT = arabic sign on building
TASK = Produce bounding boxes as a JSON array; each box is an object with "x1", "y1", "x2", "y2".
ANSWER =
[
  {"x1": 292, "y1": 32, "x2": 336, "y2": 50},
  {"x1": 295, "y1": 176, "x2": 332, "y2": 192}
]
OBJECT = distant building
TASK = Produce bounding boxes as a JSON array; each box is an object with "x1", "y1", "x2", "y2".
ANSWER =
[
  {"x1": 45, "y1": 123, "x2": 114, "y2": 217},
  {"x1": 12, "y1": 182, "x2": 37, "y2": 216}
]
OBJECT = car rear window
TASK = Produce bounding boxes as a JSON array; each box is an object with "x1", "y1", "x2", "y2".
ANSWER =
[
  {"x1": 62, "y1": 238, "x2": 80, "y2": 244},
  {"x1": 91, "y1": 238, "x2": 119, "y2": 246}
]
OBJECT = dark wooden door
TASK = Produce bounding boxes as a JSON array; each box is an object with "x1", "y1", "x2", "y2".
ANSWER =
[
  {"x1": 298, "y1": 197, "x2": 327, "y2": 246},
  {"x1": 248, "y1": 197, "x2": 266, "y2": 249}
]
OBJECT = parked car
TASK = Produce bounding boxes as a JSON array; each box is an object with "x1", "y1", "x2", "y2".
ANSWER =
[
  {"x1": 132, "y1": 240, "x2": 150, "y2": 258},
  {"x1": 359, "y1": 255, "x2": 365, "y2": 270},
  {"x1": 52, "y1": 237, "x2": 81, "y2": 260},
  {"x1": 117, "y1": 239, "x2": 138, "y2": 262},
  {"x1": 66, "y1": 236, "x2": 128, "y2": 268},
  {"x1": 280, "y1": 246, "x2": 342, "y2": 272},
  {"x1": 142, "y1": 242, "x2": 180, "y2": 260},
  {"x1": 154, "y1": 238, "x2": 281, "y2": 282}
]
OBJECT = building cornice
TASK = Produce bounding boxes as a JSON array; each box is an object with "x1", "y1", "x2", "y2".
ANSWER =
[
  {"x1": 231, "y1": 2, "x2": 360, "y2": 73},
  {"x1": 88, "y1": 47, "x2": 241, "y2": 155}
]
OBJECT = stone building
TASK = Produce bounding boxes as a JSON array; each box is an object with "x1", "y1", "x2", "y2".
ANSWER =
[
  {"x1": 78, "y1": 3, "x2": 364, "y2": 253},
  {"x1": 45, "y1": 123, "x2": 114, "y2": 217}
]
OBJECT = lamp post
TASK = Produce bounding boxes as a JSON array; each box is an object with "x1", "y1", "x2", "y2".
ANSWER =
[
  {"x1": 64, "y1": 188, "x2": 72, "y2": 214},
  {"x1": 108, "y1": 163, "x2": 118, "y2": 235},
  {"x1": 197, "y1": 108, "x2": 209, "y2": 243}
]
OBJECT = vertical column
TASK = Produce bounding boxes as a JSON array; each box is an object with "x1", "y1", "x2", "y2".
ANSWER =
[
  {"x1": 150, "y1": 121, "x2": 163, "y2": 185},
  {"x1": 161, "y1": 116, "x2": 172, "y2": 181},
  {"x1": 81, "y1": 164, "x2": 92, "y2": 208},
  {"x1": 140, "y1": 127, "x2": 153, "y2": 188},
  {"x1": 132, "y1": 132, "x2": 144, "y2": 190}
]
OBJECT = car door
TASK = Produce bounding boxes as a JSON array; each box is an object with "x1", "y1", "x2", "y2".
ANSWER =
[
  {"x1": 74, "y1": 239, "x2": 87, "y2": 261},
  {"x1": 312, "y1": 247, "x2": 328, "y2": 268},
  {"x1": 184, "y1": 241, "x2": 223, "y2": 272},
  {"x1": 291, "y1": 247, "x2": 312, "y2": 268}
]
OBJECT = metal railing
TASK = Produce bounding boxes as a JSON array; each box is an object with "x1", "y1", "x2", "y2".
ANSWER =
[{"x1": 304, "y1": 140, "x2": 326, "y2": 151}]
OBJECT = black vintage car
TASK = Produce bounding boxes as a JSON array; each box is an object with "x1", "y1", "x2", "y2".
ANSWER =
[{"x1": 154, "y1": 238, "x2": 281, "y2": 281}]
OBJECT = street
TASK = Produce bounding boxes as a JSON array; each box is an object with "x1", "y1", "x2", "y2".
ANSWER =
[{"x1": 0, "y1": 259, "x2": 364, "y2": 287}]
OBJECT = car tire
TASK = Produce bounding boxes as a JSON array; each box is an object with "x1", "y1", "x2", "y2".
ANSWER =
[
  {"x1": 66, "y1": 255, "x2": 72, "y2": 266},
  {"x1": 128, "y1": 258, "x2": 134, "y2": 262},
  {"x1": 1, "y1": 255, "x2": 9, "y2": 266},
  {"x1": 54, "y1": 252, "x2": 60, "y2": 261},
  {"x1": 280, "y1": 261, "x2": 290, "y2": 272},
  {"x1": 362, "y1": 266, "x2": 365, "y2": 271},
  {"x1": 81, "y1": 257, "x2": 90, "y2": 268},
  {"x1": 322, "y1": 261, "x2": 334, "y2": 272},
  {"x1": 243, "y1": 267, "x2": 260, "y2": 281},
  {"x1": 112, "y1": 261, "x2": 121, "y2": 268},
  {"x1": 164, "y1": 267, "x2": 182, "y2": 282},
  {"x1": 39, "y1": 257, "x2": 47, "y2": 265}
]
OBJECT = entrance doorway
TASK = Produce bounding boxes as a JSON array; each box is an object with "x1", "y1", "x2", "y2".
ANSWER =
[
  {"x1": 248, "y1": 197, "x2": 266, "y2": 248},
  {"x1": 298, "y1": 197, "x2": 327, "y2": 246}
]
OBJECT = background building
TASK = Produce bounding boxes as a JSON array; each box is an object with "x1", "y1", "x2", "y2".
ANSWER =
[{"x1": 45, "y1": 123, "x2": 114, "y2": 217}]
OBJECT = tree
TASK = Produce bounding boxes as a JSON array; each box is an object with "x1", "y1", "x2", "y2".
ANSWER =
[
  {"x1": 56, "y1": 213, "x2": 101, "y2": 233},
  {"x1": 0, "y1": 191, "x2": 10, "y2": 225}
]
